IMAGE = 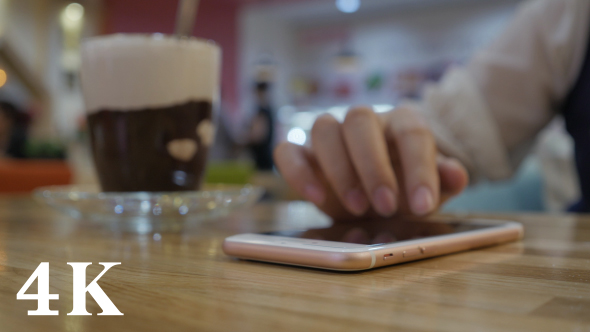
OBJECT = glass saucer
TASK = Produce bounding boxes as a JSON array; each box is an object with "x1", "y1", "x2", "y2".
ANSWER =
[{"x1": 33, "y1": 184, "x2": 264, "y2": 233}]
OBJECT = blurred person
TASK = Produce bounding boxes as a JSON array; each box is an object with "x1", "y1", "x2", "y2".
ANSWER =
[
  {"x1": 275, "y1": 0, "x2": 590, "y2": 219},
  {"x1": 248, "y1": 82, "x2": 275, "y2": 171},
  {"x1": 0, "y1": 101, "x2": 28, "y2": 159}
]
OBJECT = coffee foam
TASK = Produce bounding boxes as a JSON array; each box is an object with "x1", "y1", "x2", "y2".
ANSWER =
[{"x1": 81, "y1": 34, "x2": 221, "y2": 114}]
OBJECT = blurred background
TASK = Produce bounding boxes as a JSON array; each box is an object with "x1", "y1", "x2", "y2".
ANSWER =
[{"x1": 0, "y1": 0, "x2": 579, "y2": 212}]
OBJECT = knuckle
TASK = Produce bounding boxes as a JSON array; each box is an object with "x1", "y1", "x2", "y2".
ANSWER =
[
  {"x1": 393, "y1": 106, "x2": 419, "y2": 118},
  {"x1": 395, "y1": 123, "x2": 432, "y2": 140},
  {"x1": 390, "y1": 110, "x2": 433, "y2": 141},
  {"x1": 391, "y1": 106, "x2": 427, "y2": 125},
  {"x1": 312, "y1": 114, "x2": 339, "y2": 138},
  {"x1": 343, "y1": 106, "x2": 375, "y2": 127}
]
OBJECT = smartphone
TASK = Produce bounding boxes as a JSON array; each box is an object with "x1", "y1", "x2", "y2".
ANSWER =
[{"x1": 223, "y1": 217, "x2": 523, "y2": 271}]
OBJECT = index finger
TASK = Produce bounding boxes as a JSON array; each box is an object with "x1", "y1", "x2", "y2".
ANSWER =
[
  {"x1": 385, "y1": 107, "x2": 439, "y2": 216},
  {"x1": 342, "y1": 106, "x2": 399, "y2": 217}
]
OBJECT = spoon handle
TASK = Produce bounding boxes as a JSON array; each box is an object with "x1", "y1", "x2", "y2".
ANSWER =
[{"x1": 175, "y1": 0, "x2": 200, "y2": 37}]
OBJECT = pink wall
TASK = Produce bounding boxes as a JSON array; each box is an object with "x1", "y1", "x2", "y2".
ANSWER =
[{"x1": 102, "y1": 0, "x2": 240, "y2": 112}]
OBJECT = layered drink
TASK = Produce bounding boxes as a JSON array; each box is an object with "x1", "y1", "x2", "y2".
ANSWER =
[{"x1": 81, "y1": 34, "x2": 220, "y2": 192}]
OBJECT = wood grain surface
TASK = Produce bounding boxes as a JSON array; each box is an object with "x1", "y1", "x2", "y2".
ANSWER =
[{"x1": 0, "y1": 196, "x2": 589, "y2": 331}]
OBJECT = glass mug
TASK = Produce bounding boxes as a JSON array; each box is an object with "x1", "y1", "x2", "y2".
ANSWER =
[{"x1": 80, "y1": 34, "x2": 221, "y2": 192}]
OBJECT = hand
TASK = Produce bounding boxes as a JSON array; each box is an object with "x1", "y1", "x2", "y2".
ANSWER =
[{"x1": 274, "y1": 105, "x2": 469, "y2": 220}]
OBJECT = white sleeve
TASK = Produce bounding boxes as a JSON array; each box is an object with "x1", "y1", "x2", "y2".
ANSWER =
[{"x1": 415, "y1": 0, "x2": 590, "y2": 181}]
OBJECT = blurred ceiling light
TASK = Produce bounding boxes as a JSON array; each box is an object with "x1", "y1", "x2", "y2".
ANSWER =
[
  {"x1": 0, "y1": 69, "x2": 6, "y2": 88},
  {"x1": 336, "y1": 0, "x2": 360, "y2": 13},
  {"x1": 65, "y1": 3, "x2": 84, "y2": 21},
  {"x1": 287, "y1": 127, "x2": 307, "y2": 146}
]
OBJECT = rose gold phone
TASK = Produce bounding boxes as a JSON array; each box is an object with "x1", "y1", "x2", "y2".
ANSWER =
[{"x1": 223, "y1": 218, "x2": 523, "y2": 271}]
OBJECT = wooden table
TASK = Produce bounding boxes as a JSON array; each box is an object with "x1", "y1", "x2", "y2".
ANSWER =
[{"x1": 1, "y1": 196, "x2": 589, "y2": 331}]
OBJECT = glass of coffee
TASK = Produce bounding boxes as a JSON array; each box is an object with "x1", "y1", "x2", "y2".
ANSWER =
[{"x1": 81, "y1": 34, "x2": 220, "y2": 192}]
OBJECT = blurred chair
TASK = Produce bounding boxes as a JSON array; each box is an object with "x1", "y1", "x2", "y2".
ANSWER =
[{"x1": 0, "y1": 159, "x2": 72, "y2": 193}]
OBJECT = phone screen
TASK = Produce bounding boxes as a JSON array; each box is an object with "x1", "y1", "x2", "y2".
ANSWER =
[{"x1": 263, "y1": 219, "x2": 493, "y2": 246}]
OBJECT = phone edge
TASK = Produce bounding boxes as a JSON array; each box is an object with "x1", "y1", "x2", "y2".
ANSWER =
[{"x1": 222, "y1": 221, "x2": 524, "y2": 271}]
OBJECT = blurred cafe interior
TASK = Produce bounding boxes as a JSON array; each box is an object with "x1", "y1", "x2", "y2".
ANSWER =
[{"x1": 0, "y1": 0, "x2": 577, "y2": 212}]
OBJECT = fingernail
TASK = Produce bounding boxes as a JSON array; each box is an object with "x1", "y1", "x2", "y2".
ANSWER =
[
  {"x1": 345, "y1": 189, "x2": 369, "y2": 215},
  {"x1": 412, "y1": 186, "x2": 434, "y2": 216},
  {"x1": 304, "y1": 184, "x2": 325, "y2": 205},
  {"x1": 373, "y1": 186, "x2": 397, "y2": 216}
]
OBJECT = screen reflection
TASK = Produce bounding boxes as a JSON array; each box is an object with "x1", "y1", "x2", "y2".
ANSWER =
[{"x1": 264, "y1": 219, "x2": 492, "y2": 246}]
